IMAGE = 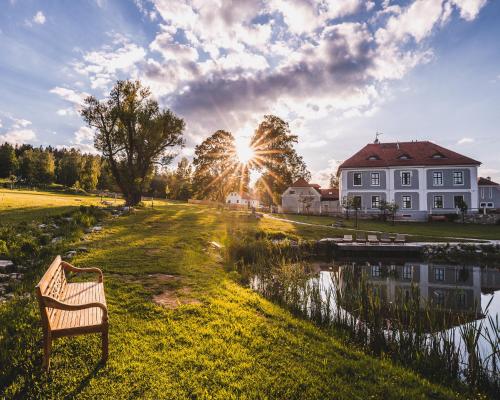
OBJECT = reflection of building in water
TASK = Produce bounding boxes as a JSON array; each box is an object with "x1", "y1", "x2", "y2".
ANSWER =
[{"x1": 339, "y1": 263, "x2": 500, "y2": 317}]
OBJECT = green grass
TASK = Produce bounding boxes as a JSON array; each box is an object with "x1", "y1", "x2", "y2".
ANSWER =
[
  {"x1": 0, "y1": 188, "x2": 121, "y2": 224},
  {"x1": 0, "y1": 197, "x2": 469, "y2": 398},
  {"x1": 271, "y1": 213, "x2": 500, "y2": 241}
]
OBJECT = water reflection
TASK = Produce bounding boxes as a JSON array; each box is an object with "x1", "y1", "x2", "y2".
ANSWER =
[{"x1": 327, "y1": 262, "x2": 500, "y2": 328}]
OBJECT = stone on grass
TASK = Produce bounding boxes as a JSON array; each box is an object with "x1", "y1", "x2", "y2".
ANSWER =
[
  {"x1": 51, "y1": 237, "x2": 63, "y2": 244},
  {"x1": 0, "y1": 260, "x2": 14, "y2": 272}
]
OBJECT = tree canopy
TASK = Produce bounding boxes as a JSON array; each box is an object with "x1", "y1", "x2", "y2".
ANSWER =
[
  {"x1": 192, "y1": 130, "x2": 248, "y2": 202},
  {"x1": 81, "y1": 80, "x2": 185, "y2": 205},
  {"x1": 251, "y1": 115, "x2": 310, "y2": 205}
]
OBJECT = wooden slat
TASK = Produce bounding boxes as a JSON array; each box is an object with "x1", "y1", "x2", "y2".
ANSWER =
[{"x1": 50, "y1": 282, "x2": 106, "y2": 331}]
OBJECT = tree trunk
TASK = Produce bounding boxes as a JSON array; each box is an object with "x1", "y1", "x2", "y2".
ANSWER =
[{"x1": 126, "y1": 189, "x2": 142, "y2": 206}]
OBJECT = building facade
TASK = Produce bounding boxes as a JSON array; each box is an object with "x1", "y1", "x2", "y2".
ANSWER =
[
  {"x1": 338, "y1": 141, "x2": 481, "y2": 220},
  {"x1": 478, "y1": 177, "x2": 500, "y2": 210},
  {"x1": 281, "y1": 178, "x2": 340, "y2": 214},
  {"x1": 226, "y1": 192, "x2": 260, "y2": 208}
]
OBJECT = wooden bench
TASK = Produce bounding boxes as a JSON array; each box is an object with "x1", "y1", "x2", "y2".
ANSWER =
[{"x1": 35, "y1": 256, "x2": 108, "y2": 370}]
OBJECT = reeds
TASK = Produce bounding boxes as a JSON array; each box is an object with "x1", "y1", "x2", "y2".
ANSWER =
[{"x1": 234, "y1": 242, "x2": 500, "y2": 397}]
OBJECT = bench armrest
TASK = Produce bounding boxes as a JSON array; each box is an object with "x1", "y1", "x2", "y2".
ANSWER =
[
  {"x1": 43, "y1": 296, "x2": 108, "y2": 320},
  {"x1": 61, "y1": 261, "x2": 103, "y2": 283}
]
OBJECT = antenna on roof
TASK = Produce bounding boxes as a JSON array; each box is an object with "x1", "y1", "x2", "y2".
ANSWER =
[{"x1": 374, "y1": 131, "x2": 383, "y2": 144}]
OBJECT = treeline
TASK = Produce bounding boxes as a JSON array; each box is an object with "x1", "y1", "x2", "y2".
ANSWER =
[
  {"x1": 0, "y1": 143, "x2": 115, "y2": 192},
  {"x1": 0, "y1": 142, "x2": 195, "y2": 200}
]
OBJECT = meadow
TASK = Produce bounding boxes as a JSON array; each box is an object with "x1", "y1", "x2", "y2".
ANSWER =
[
  {"x1": 0, "y1": 188, "x2": 120, "y2": 225},
  {"x1": 0, "y1": 190, "x2": 484, "y2": 399}
]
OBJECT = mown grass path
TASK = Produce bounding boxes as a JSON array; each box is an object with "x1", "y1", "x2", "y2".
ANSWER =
[{"x1": 2, "y1": 202, "x2": 466, "y2": 399}]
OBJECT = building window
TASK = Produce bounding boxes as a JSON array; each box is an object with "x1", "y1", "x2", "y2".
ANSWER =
[
  {"x1": 371, "y1": 265, "x2": 381, "y2": 277},
  {"x1": 402, "y1": 195, "x2": 411, "y2": 209},
  {"x1": 434, "y1": 290, "x2": 445, "y2": 306},
  {"x1": 453, "y1": 171, "x2": 464, "y2": 185},
  {"x1": 403, "y1": 265, "x2": 412, "y2": 280},
  {"x1": 433, "y1": 171, "x2": 443, "y2": 186},
  {"x1": 434, "y1": 267, "x2": 445, "y2": 281},
  {"x1": 370, "y1": 172, "x2": 380, "y2": 186},
  {"x1": 353, "y1": 172, "x2": 362, "y2": 186},
  {"x1": 289, "y1": 190, "x2": 295, "y2": 194},
  {"x1": 401, "y1": 171, "x2": 411, "y2": 186},
  {"x1": 371, "y1": 195, "x2": 380, "y2": 209},
  {"x1": 433, "y1": 195, "x2": 443, "y2": 209},
  {"x1": 487, "y1": 202, "x2": 494, "y2": 208},
  {"x1": 457, "y1": 292, "x2": 466, "y2": 307},
  {"x1": 236, "y1": 200, "x2": 239, "y2": 204},
  {"x1": 454, "y1": 195, "x2": 464, "y2": 209}
]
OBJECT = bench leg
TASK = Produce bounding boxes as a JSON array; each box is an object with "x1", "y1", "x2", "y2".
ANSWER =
[
  {"x1": 42, "y1": 331, "x2": 51, "y2": 370},
  {"x1": 101, "y1": 326, "x2": 109, "y2": 363}
]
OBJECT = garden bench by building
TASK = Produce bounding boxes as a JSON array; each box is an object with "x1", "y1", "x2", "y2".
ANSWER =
[{"x1": 35, "y1": 256, "x2": 108, "y2": 369}]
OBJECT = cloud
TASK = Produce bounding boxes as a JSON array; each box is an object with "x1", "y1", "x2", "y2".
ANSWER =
[
  {"x1": 33, "y1": 11, "x2": 46, "y2": 25},
  {"x1": 72, "y1": 33, "x2": 146, "y2": 90},
  {"x1": 60, "y1": 0, "x2": 488, "y2": 152},
  {"x1": 56, "y1": 108, "x2": 76, "y2": 116},
  {"x1": 11, "y1": 118, "x2": 32, "y2": 129},
  {"x1": 0, "y1": 129, "x2": 36, "y2": 145},
  {"x1": 50, "y1": 87, "x2": 89, "y2": 105},
  {"x1": 457, "y1": 137, "x2": 475, "y2": 145},
  {"x1": 310, "y1": 159, "x2": 341, "y2": 187},
  {"x1": 68, "y1": 126, "x2": 98, "y2": 154}
]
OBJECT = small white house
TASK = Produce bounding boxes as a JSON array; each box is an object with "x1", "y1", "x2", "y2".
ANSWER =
[{"x1": 226, "y1": 192, "x2": 260, "y2": 208}]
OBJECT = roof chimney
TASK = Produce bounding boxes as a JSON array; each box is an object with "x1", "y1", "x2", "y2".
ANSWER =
[{"x1": 487, "y1": 176, "x2": 491, "y2": 181}]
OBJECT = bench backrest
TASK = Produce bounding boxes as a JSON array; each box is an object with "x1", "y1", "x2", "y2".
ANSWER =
[{"x1": 35, "y1": 256, "x2": 67, "y2": 325}]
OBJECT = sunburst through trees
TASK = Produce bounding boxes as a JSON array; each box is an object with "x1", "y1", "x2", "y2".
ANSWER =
[{"x1": 192, "y1": 115, "x2": 310, "y2": 205}]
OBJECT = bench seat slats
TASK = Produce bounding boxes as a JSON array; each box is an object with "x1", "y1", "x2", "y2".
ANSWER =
[{"x1": 50, "y1": 282, "x2": 106, "y2": 331}]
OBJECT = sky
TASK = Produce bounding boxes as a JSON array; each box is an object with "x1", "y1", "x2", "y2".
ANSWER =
[{"x1": 0, "y1": 0, "x2": 499, "y2": 186}]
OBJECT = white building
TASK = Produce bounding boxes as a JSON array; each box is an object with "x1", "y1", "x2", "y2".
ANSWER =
[
  {"x1": 226, "y1": 192, "x2": 260, "y2": 208},
  {"x1": 281, "y1": 178, "x2": 340, "y2": 214},
  {"x1": 338, "y1": 141, "x2": 481, "y2": 221}
]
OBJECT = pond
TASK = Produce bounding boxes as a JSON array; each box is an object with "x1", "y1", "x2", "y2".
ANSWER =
[{"x1": 249, "y1": 258, "x2": 500, "y2": 390}]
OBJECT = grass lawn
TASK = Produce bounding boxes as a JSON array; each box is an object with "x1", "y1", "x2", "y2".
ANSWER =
[
  {"x1": 0, "y1": 196, "x2": 468, "y2": 399},
  {"x1": 0, "y1": 188, "x2": 121, "y2": 225},
  {"x1": 270, "y1": 213, "x2": 500, "y2": 241}
]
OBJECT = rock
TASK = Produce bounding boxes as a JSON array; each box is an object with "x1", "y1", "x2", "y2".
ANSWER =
[
  {"x1": 51, "y1": 224, "x2": 59, "y2": 229},
  {"x1": 63, "y1": 217, "x2": 73, "y2": 222},
  {"x1": 9, "y1": 272, "x2": 23, "y2": 280},
  {"x1": 64, "y1": 251, "x2": 77, "y2": 259},
  {"x1": 0, "y1": 273, "x2": 9, "y2": 281},
  {"x1": 0, "y1": 260, "x2": 14, "y2": 272},
  {"x1": 4, "y1": 293, "x2": 14, "y2": 299},
  {"x1": 0, "y1": 296, "x2": 6, "y2": 303},
  {"x1": 16, "y1": 265, "x2": 28, "y2": 271},
  {"x1": 77, "y1": 247, "x2": 89, "y2": 253},
  {"x1": 51, "y1": 237, "x2": 63, "y2": 244},
  {"x1": 38, "y1": 224, "x2": 47, "y2": 229}
]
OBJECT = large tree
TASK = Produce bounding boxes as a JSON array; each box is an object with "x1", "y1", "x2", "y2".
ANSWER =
[
  {"x1": 251, "y1": 115, "x2": 310, "y2": 205},
  {"x1": 192, "y1": 130, "x2": 247, "y2": 202},
  {"x1": 81, "y1": 80, "x2": 185, "y2": 205},
  {"x1": 0, "y1": 143, "x2": 18, "y2": 178}
]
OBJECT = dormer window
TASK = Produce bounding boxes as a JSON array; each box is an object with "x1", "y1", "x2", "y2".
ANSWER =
[
  {"x1": 367, "y1": 155, "x2": 380, "y2": 160},
  {"x1": 431, "y1": 152, "x2": 446, "y2": 159},
  {"x1": 398, "y1": 153, "x2": 411, "y2": 160}
]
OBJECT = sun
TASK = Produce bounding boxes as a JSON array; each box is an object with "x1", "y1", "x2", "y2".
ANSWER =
[{"x1": 234, "y1": 135, "x2": 255, "y2": 165}]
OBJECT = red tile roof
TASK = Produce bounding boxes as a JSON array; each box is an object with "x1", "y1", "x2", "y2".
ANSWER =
[
  {"x1": 290, "y1": 178, "x2": 320, "y2": 188},
  {"x1": 320, "y1": 188, "x2": 339, "y2": 200},
  {"x1": 338, "y1": 141, "x2": 481, "y2": 170},
  {"x1": 478, "y1": 177, "x2": 499, "y2": 186}
]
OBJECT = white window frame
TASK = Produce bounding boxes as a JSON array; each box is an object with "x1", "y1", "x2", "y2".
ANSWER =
[
  {"x1": 487, "y1": 202, "x2": 494, "y2": 208},
  {"x1": 403, "y1": 265, "x2": 412, "y2": 280},
  {"x1": 353, "y1": 172, "x2": 362, "y2": 187},
  {"x1": 371, "y1": 265, "x2": 381, "y2": 277},
  {"x1": 433, "y1": 171, "x2": 443, "y2": 186},
  {"x1": 371, "y1": 195, "x2": 380, "y2": 209},
  {"x1": 402, "y1": 195, "x2": 412, "y2": 209},
  {"x1": 434, "y1": 267, "x2": 445, "y2": 281},
  {"x1": 453, "y1": 171, "x2": 464, "y2": 185},
  {"x1": 433, "y1": 195, "x2": 443, "y2": 209},
  {"x1": 400, "y1": 171, "x2": 411, "y2": 186},
  {"x1": 371, "y1": 172, "x2": 380, "y2": 186}
]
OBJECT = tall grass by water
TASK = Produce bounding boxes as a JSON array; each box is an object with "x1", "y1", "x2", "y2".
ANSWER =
[{"x1": 227, "y1": 235, "x2": 500, "y2": 397}]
